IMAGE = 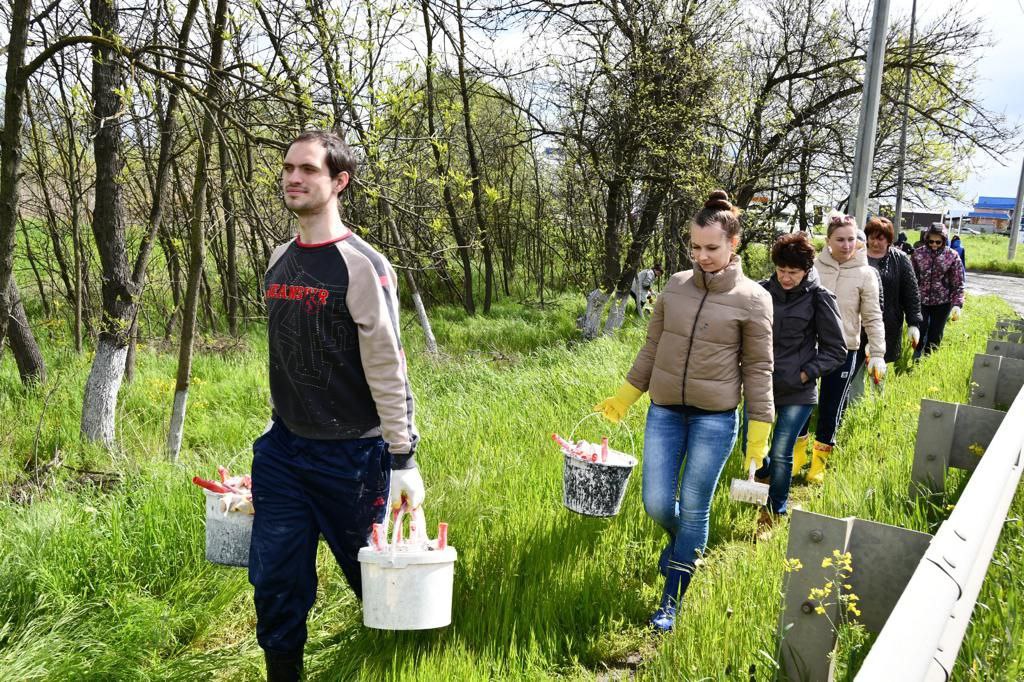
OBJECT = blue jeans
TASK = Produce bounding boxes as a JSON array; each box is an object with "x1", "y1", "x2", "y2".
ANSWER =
[
  {"x1": 752, "y1": 404, "x2": 814, "y2": 514},
  {"x1": 249, "y1": 419, "x2": 391, "y2": 656},
  {"x1": 642, "y1": 403, "x2": 738, "y2": 578}
]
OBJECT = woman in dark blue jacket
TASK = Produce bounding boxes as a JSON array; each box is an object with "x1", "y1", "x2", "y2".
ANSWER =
[
  {"x1": 753, "y1": 233, "x2": 847, "y2": 527},
  {"x1": 863, "y1": 217, "x2": 924, "y2": 363}
]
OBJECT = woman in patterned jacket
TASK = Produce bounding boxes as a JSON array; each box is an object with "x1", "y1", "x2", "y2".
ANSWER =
[{"x1": 911, "y1": 223, "x2": 965, "y2": 358}]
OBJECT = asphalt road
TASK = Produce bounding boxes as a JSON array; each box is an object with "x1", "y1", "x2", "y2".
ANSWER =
[{"x1": 966, "y1": 271, "x2": 1024, "y2": 317}]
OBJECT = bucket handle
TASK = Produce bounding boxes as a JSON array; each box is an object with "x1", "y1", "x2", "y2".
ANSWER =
[
  {"x1": 378, "y1": 501, "x2": 429, "y2": 552},
  {"x1": 569, "y1": 411, "x2": 636, "y2": 457}
]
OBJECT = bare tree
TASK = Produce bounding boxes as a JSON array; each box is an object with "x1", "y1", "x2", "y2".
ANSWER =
[{"x1": 166, "y1": 0, "x2": 228, "y2": 461}]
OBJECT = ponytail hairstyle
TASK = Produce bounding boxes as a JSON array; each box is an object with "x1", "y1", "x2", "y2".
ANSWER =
[{"x1": 693, "y1": 190, "x2": 742, "y2": 238}]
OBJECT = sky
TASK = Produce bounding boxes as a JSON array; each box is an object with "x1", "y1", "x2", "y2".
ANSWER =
[{"x1": 890, "y1": 0, "x2": 1024, "y2": 209}]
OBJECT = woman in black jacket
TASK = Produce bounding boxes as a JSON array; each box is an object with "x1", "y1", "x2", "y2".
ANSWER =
[
  {"x1": 863, "y1": 217, "x2": 923, "y2": 363},
  {"x1": 752, "y1": 233, "x2": 847, "y2": 527}
]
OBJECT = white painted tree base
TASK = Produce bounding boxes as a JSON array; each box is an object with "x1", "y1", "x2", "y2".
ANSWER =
[
  {"x1": 411, "y1": 291, "x2": 438, "y2": 355},
  {"x1": 582, "y1": 289, "x2": 610, "y2": 340},
  {"x1": 602, "y1": 292, "x2": 630, "y2": 334},
  {"x1": 80, "y1": 338, "x2": 128, "y2": 445},
  {"x1": 166, "y1": 389, "x2": 188, "y2": 462}
]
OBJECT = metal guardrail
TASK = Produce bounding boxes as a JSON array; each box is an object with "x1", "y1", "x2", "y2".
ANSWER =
[{"x1": 855, "y1": 374, "x2": 1024, "y2": 680}]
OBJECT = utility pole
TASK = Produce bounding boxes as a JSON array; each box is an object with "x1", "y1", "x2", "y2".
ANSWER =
[
  {"x1": 1011, "y1": 156, "x2": 1024, "y2": 260},
  {"x1": 849, "y1": 0, "x2": 892, "y2": 223},
  {"x1": 894, "y1": 0, "x2": 916, "y2": 234}
]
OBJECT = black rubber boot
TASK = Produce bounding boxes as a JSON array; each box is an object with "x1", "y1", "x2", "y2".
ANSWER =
[{"x1": 264, "y1": 650, "x2": 303, "y2": 682}]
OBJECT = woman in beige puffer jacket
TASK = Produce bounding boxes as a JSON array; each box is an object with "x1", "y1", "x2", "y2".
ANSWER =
[
  {"x1": 593, "y1": 190, "x2": 774, "y2": 633},
  {"x1": 796, "y1": 214, "x2": 885, "y2": 484}
]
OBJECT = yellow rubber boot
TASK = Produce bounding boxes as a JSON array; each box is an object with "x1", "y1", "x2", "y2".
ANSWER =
[
  {"x1": 807, "y1": 441, "x2": 833, "y2": 485},
  {"x1": 791, "y1": 435, "x2": 810, "y2": 476}
]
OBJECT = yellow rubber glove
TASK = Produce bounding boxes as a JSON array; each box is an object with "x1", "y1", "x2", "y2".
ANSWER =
[
  {"x1": 593, "y1": 382, "x2": 643, "y2": 424},
  {"x1": 744, "y1": 420, "x2": 772, "y2": 475}
]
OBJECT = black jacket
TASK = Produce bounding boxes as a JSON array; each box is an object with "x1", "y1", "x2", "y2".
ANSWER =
[
  {"x1": 869, "y1": 247, "x2": 923, "y2": 363},
  {"x1": 761, "y1": 269, "x2": 847, "y2": 406}
]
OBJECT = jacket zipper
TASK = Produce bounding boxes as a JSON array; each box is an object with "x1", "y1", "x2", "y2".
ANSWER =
[{"x1": 680, "y1": 289, "x2": 710, "y2": 406}]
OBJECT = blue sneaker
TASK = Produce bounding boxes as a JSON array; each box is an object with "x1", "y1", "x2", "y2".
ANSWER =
[{"x1": 649, "y1": 605, "x2": 676, "y2": 632}]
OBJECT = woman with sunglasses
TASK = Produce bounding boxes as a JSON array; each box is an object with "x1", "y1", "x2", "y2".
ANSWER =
[
  {"x1": 593, "y1": 190, "x2": 774, "y2": 632},
  {"x1": 794, "y1": 214, "x2": 885, "y2": 484},
  {"x1": 911, "y1": 223, "x2": 965, "y2": 358}
]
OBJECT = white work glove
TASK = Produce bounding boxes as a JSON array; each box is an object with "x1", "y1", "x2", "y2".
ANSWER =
[
  {"x1": 390, "y1": 466, "x2": 425, "y2": 510},
  {"x1": 908, "y1": 326, "x2": 920, "y2": 349},
  {"x1": 950, "y1": 306, "x2": 961, "y2": 322},
  {"x1": 867, "y1": 357, "x2": 886, "y2": 384}
]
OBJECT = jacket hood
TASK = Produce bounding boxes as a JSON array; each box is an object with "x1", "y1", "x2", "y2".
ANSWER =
[{"x1": 926, "y1": 223, "x2": 949, "y2": 246}]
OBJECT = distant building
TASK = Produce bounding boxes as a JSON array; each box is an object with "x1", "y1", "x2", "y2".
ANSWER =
[
  {"x1": 967, "y1": 196, "x2": 1017, "y2": 233},
  {"x1": 900, "y1": 210, "x2": 945, "y2": 231}
]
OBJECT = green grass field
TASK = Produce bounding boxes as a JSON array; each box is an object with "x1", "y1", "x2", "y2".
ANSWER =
[
  {"x1": 0, "y1": 294, "x2": 1020, "y2": 680},
  {"x1": 958, "y1": 234, "x2": 1024, "y2": 276}
]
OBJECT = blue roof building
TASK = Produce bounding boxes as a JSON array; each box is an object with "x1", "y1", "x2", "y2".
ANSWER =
[
  {"x1": 967, "y1": 196, "x2": 1020, "y2": 232},
  {"x1": 975, "y1": 196, "x2": 1017, "y2": 210}
]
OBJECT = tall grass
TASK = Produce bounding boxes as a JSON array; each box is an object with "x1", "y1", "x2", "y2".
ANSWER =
[
  {"x1": 959, "y1": 234, "x2": 1024, "y2": 276},
  {"x1": 0, "y1": 293, "x2": 1017, "y2": 680}
]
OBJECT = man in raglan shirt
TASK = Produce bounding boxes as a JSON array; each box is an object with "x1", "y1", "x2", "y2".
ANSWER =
[{"x1": 251, "y1": 130, "x2": 423, "y2": 681}]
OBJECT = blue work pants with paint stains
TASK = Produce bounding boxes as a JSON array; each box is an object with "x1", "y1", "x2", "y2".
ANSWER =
[{"x1": 249, "y1": 419, "x2": 390, "y2": 656}]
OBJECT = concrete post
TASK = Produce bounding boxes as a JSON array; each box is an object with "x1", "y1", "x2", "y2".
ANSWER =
[{"x1": 849, "y1": 0, "x2": 892, "y2": 222}]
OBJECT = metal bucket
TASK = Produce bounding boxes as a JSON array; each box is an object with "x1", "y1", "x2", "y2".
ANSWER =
[
  {"x1": 204, "y1": 490, "x2": 253, "y2": 567},
  {"x1": 562, "y1": 413, "x2": 638, "y2": 517}
]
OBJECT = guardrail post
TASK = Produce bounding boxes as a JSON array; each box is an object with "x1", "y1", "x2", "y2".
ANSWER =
[
  {"x1": 970, "y1": 354, "x2": 1024, "y2": 411},
  {"x1": 779, "y1": 510, "x2": 932, "y2": 681},
  {"x1": 909, "y1": 399, "x2": 1005, "y2": 497},
  {"x1": 987, "y1": 339, "x2": 1024, "y2": 361},
  {"x1": 990, "y1": 329, "x2": 1023, "y2": 344},
  {"x1": 995, "y1": 318, "x2": 1024, "y2": 333}
]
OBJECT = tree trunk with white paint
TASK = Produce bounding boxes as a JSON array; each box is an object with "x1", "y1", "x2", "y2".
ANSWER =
[
  {"x1": 602, "y1": 292, "x2": 630, "y2": 335},
  {"x1": 81, "y1": 0, "x2": 138, "y2": 446},
  {"x1": 411, "y1": 291, "x2": 437, "y2": 355},
  {"x1": 380, "y1": 197, "x2": 437, "y2": 355},
  {"x1": 81, "y1": 339, "x2": 128, "y2": 445},
  {"x1": 166, "y1": 0, "x2": 227, "y2": 462},
  {"x1": 582, "y1": 289, "x2": 609, "y2": 340}
]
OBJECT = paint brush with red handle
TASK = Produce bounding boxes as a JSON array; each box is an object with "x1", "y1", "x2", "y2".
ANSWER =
[{"x1": 192, "y1": 476, "x2": 230, "y2": 494}]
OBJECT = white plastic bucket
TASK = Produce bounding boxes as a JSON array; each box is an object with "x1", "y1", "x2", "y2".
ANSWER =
[
  {"x1": 204, "y1": 490, "x2": 253, "y2": 567},
  {"x1": 358, "y1": 544, "x2": 457, "y2": 630}
]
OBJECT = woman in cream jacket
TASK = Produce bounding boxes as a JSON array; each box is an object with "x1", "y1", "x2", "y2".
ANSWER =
[{"x1": 795, "y1": 214, "x2": 885, "y2": 483}]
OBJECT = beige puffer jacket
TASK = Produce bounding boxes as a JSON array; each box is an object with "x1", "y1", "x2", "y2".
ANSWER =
[
  {"x1": 626, "y1": 256, "x2": 775, "y2": 423},
  {"x1": 815, "y1": 248, "x2": 885, "y2": 358}
]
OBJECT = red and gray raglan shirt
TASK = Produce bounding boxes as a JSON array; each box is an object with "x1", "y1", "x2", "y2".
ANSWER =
[{"x1": 264, "y1": 230, "x2": 418, "y2": 469}]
